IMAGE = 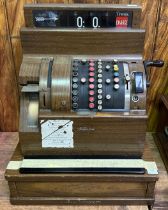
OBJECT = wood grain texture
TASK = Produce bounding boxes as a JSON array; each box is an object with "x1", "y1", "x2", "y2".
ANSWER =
[
  {"x1": 69, "y1": 0, "x2": 98, "y2": 3},
  {"x1": 1, "y1": 132, "x2": 168, "y2": 208},
  {"x1": 4, "y1": 0, "x2": 68, "y2": 88},
  {"x1": 51, "y1": 56, "x2": 71, "y2": 111},
  {"x1": 154, "y1": 95, "x2": 168, "y2": 172},
  {"x1": 5, "y1": 0, "x2": 35, "y2": 77},
  {"x1": 0, "y1": 0, "x2": 19, "y2": 131},
  {"x1": 19, "y1": 56, "x2": 42, "y2": 84},
  {"x1": 0, "y1": 0, "x2": 168, "y2": 131},
  {"x1": 100, "y1": 0, "x2": 130, "y2": 3},
  {"x1": 21, "y1": 28, "x2": 145, "y2": 54},
  {"x1": 147, "y1": 0, "x2": 168, "y2": 131},
  {"x1": 19, "y1": 113, "x2": 147, "y2": 156},
  {"x1": 13, "y1": 181, "x2": 148, "y2": 198},
  {"x1": 5, "y1": 138, "x2": 158, "y2": 205}
]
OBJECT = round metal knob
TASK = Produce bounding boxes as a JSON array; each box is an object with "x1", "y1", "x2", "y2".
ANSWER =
[
  {"x1": 105, "y1": 65, "x2": 111, "y2": 71},
  {"x1": 73, "y1": 77, "x2": 78, "y2": 83},
  {"x1": 81, "y1": 77, "x2": 86, "y2": 84},
  {"x1": 114, "y1": 84, "x2": 120, "y2": 90},
  {"x1": 125, "y1": 75, "x2": 130, "y2": 82},
  {"x1": 98, "y1": 94, "x2": 102, "y2": 99},
  {"x1": 106, "y1": 79, "x2": 111, "y2": 84},
  {"x1": 113, "y1": 59, "x2": 118, "y2": 64},
  {"x1": 106, "y1": 94, "x2": 111, "y2": 100},
  {"x1": 98, "y1": 105, "x2": 102, "y2": 111},
  {"x1": 98, "y1": 79, "x2": 102, "y2": 83},
  {"x1": 81, "y1": 59, "x2": 87, "y2": 64}
]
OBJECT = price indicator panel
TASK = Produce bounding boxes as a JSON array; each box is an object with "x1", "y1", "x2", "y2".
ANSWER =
[{"x1": 33, "y1": 10, "x2": 133, "y2": 28}]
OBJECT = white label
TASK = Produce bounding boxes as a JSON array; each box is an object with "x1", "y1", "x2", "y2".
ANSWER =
[
  {"x1": 7, "y1": 161, "x2": 22, "y2": 170},
  {"x1": 41, "y1": 120, "x2": 73, "y2": 148}
]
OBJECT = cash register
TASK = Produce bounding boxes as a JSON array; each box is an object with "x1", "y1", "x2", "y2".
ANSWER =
[{"x1": 5, "y1": 3, "x2": 163, "y2": 207}]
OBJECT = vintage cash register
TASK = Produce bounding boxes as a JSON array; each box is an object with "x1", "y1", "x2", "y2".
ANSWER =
[{"x1": 5, "y1": 3, "x2": 163, "y2": 207}]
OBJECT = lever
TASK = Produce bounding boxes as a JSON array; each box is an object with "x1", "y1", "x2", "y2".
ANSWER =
[{"x1": 143, "y1": 60, "x2": 164, "y2": 87}]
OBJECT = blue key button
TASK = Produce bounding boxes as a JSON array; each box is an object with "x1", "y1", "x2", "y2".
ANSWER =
[{"x1": 114, "y1": 72, "x2": 119, "y2": 77}]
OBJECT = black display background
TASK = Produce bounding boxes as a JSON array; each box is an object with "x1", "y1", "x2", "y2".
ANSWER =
[{"x1": 33, "y1": 10, "x2": 132, "y2": 28}]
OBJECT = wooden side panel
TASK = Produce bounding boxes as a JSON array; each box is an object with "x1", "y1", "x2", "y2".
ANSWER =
[
  {"x1": 1, "y1": 0, "x2": 168, "y2": 131},
  {"x1": 16, "y1": 181, "x2": 147, "y2": 197},
  {"x1": 70, "y1": 0, "x2": 98, "y2": 3},
  {"x1": 100, "y1": 0, "x2": 130, "y2": 3},
  {"x1": 36, "y1": 0, "x2": 68, "y2": 2},
  {"x1": 20, "y1": 116, "x2": 147, "y2": 156},
  {"x1": 6, "y1": 0, "x2": 36, "y2": 77},
  {"x1": 6, "y1": 0, "x2": 68, "y2": 79},
  {"x1": 147, "y1": 0, "x2": 168, "y2": 130},
  {"x1": 19, "y1": 56, "x2": 42, "y2": 84},
  {"x1": 8, "y1": 182, "x2": 18, "y2": 198},
  {"x1": 146, "y1": 182, "x2": 156, "y2": 197},
  {"x1": 5, "y1": 139, "x2": 158, "y2": 206},
  {"x1": 0, "y1": 0, "x2": 19, "y2": 131},
  {"x1": 21, "y1": 28, "x2": 145, "y2": 54},
  {"x1": 101, "y1": 0, "x2": 168, "y2": 132},
  {"x1": 140, "y1": 0, "x2": 161, "y2": 59}
]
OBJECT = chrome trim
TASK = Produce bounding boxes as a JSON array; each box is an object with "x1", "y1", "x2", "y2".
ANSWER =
[
  {"x1": 27, "y1": 98, "x2": 39, "y2": 127},
  {"x1": 123, "y1": 63, "x2": 130, "y2": 110}
]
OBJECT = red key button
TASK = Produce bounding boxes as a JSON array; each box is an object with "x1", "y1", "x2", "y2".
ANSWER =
[
  {"x1": 89, "y1": 90, "x2": 94, "y2": 96},
  {"x1": 89, "y1": 103, "x2": 95, "y2": 109},
  {"x1": 89, "y1": 84, "x2": 94, "y2": 89},
  {"x1": 89, "y1": 59, "x2": 94, "y2": 63},
  {"x1": 89, "y1": 78, "x2": 95, "y2": 83},
  {"x1": 89, "y1": 62, "x2": 95, "y2": 67},
  {"x1": 114, "y1": 77, "x2": 120, "y2": 83},
  {"x1": 89, "y1": 67, "x2": 95, "y2": 71},
  {"x1": 89, "y1": 72, "x2": 95, "y2": 77},
  {"x1": 89, "y1": 97, "x2": 95, "y2": 102}
]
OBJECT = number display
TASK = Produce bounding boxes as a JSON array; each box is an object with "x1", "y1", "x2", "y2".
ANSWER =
[
  {"x1": 33, "y1": 10, "x2": 132, "y2": 28},
  {"x1": 92, "y1": 17, "x2": 99, "y2": 28},
  {"x1": 77, "y1": 16, "x2": 83, "y2": 28}
]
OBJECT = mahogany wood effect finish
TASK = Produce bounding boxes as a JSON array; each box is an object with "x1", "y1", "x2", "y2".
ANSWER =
[
  {"x1": 24, "y1": 4, "x2": 142, "y2": 29},
  {"x1": 17, "y1": 54, "x2": 147, "y2": 156},
  {"x1": 5, "y1": 142, "x2": 158, "y2": 205},
  {"x1": 19, "y1": 113, "x2": 147, "y2": 156},
  {"x1": 20, "y1": 28, "x2": 145, "y2": 55},
  {"x1": 154, "y1": 95, "x2": 168, "y2": 172},
  {"x1": 0, "y1": 0, "x2": 167, "y2": 132},
  {"x1": 18, "y1": 54, "x2": 147, "y2": 157},
  {"x1": 1, "y1": 132, "x2": 168, "y2": 209},
  {"x1": 0, "y1": 1, "x2": 19, "y2": 131},
  {"x1": 19, "y1": 56, "x2": 42, "y2": 85}
]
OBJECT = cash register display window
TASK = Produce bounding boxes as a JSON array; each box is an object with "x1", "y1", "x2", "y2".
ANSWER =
[{"x1": 33, "y1": 10, "x2": 132, "y2": 28}]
